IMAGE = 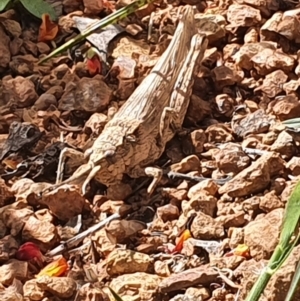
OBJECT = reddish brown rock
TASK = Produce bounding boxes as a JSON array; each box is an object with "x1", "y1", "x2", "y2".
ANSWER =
[
  {"x1": 191, "y1": 212, "x2": 225, "y2": 239},
  {"x1": 233, "y1": 42, "x2": 276, "y2": 70},
  {"x1": 83, "y1": 0, "x2": 103, "y2": 14},
  {"x1": 22, "y1": 216, "x2": 58, "y2": 252},
  {"x1": 58, "y1": 75, "x2": 113, "y2": 112},
  {"x1": 271, "y1": 95, "x2": 300, "y2": 120},
  {"x1": 183, "y1": 190, "x2": 217, "y2": 217},
  {"x1": 2, "y1": 76, "x2": 38, "y2": 108},
  {"x1": 195, "y1": 13, "x2": 226, "y2": 43},
  {"x1": 33, "y1": 93, "x2": 57, "y2": 110},
  {"x1": 259, "y1": 190, "x2": 284, "y2": 212},
  {"x1": 0, "y1": 26, "x2": 11, "y2": 72},
  {"x1": 244, "y1": 208, "x2": 284, "y2": 260},
  {"x1": 9, "y1": 54, "x2": 37, "y2": 76},
  {"x1": 213, "y1": 143, "x2": 251, "y2": 174},
  {"x1": 159, "y1": 265, "x2": 219, "y2": 293},
  {"x1": 286, "y1": 157, "x2": 300, "y2": 176},
  {"x1": 215, "y1": 212, "x2": 247, "y2": 228},
  {"x1": 189, "y1": 129, "x2": 206, "y2": 155},
  {"x1": 110, "y1": 272, "x2": 161, "y2": 301},
  {"x1": 0, "y1": 235, "x2": 18, "y2": 262},
  {"x1": 219, "y1": 152, "x2": 285, "y2": 197},
  {"x1": 157, "y1": 204, "x2": 180, "y2": 222},
  {"x1": 205, "y1": 124, "x2": 234, "y2": 143},
  {"x1": 0, "y1": 259, "x2": 28, "y2": 285},
  {"x1": 227, "y1": 4, "x2": 262, "y2": 27},
  {"x1": 261, "y1": 10, "x2": 300, "y2": 43},
  {"x1": 212, "y1": 65, "x2": 238, "y2": 88},
  {"x1": 254, "y1": 70, "x2": 288, "y2": 97},
  {"x1": 35, "y1": 276, "x2": 77, "y2": 299},
  {"x1": 106, "y1": 249, "x2": 152, "y2": 276},
  {"x1": 170, "y1": 155, "x2": 201, "y2": 173},
  {"x1": 213, "y1": 94, "x2": 235, "y2": 118},
  {"x1": 270, "y1": 131, "x2": 296, "y2": 159},
  {"x1": 251, "y1": 50, "x2": 295, "y2": 75}
]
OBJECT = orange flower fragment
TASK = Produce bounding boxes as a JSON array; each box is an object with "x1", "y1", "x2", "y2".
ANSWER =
[
  {"x1": 170, "y1": 229, "x2": 192, "y2": 254},
  {"x1": 225, "y1": 244, "x2": 251, "y2": 258},
  {"x1": 38, "y1": 14, "x2": 59, "y2": 42},
  {"x1": 15, "y1": 242, "x2": 45, "y2": 267},
  {"x1": 36, "y1": 256, "x2": 68, "y2": 278}
]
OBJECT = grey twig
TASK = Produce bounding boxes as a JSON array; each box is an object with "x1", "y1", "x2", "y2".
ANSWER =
[
  {"x1": 47, "y1": 213, "x2": 120, "y2": 257},
  {"x1": 166, "y1": 171, "x2": 232, "y2": 185}
]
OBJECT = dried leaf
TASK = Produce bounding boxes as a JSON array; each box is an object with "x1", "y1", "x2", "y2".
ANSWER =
[
  {"x1": 15, "y1": 242, "x2": 45, "y2": 267},
  {"x1": 170, "y1": 229, "x2": 192, "y2": 254},
  {"x1": 38, "y1": 13, "x2": 59, "y2": 42},
  {"x1": 19, "y1": 0, "x2": 57, "y2": 20},
  {"x1": 36, "y1": 256, "x2": 68, "y2": 278}
]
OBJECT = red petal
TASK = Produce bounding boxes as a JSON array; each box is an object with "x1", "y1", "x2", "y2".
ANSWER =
[
  {"x1": 16, "y1": 242, "x2": 45, "y2": 267},
  {"x1": 86, "y1": 56, "x2": 102, "y2": 75}
]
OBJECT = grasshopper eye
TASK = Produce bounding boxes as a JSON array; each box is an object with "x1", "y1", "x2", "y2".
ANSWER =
[{"x1": 105, "y1": 150, "x2": 115, "y2": 158}]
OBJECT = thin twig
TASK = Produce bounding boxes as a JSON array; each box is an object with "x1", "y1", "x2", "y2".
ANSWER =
[{"x1": 47, "y1": 213, "x2": 120, "y2": 257}]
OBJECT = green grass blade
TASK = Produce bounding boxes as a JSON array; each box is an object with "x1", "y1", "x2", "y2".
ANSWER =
[
  {"x1": 0, "y1": 0, "x2": 11, "y2": 11},
  {"x1": 285, "y1": 235, "x2": 300, "y2": 301},
  {"x1": 246, "y1": 269, "x2": 273, "y2": 301},
  {"x1": 19, "y1": 0, "x2": 57, "y2": 20},
  {"x1": 285, "y1": 262, "x2": 300, "y2": 301},
  {"x1": 38, "y1": 0, "x2": 155, "y2": 64},
  {"x1": 245, "y1": 181, "x2": 300, "y2": 301},
  {"x1": 277, "y1": 181, "x2": 300, "y2": 252}
]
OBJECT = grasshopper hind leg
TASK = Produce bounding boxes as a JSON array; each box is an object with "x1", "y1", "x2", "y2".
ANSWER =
[
  {"x1": 82, "y1": 165, "x2": 101, "y2": 195},
  {"x1": 56, "y1": 147, "x2": 85, "y2": 184}
]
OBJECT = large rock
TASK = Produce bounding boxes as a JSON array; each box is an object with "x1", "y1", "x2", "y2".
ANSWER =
[
  {"x1": 244, "y1": 208, "x2": 284, "y2": 260},
  {"x1": 58, "y1": 75, "x2": 112, "y2": 112}
]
